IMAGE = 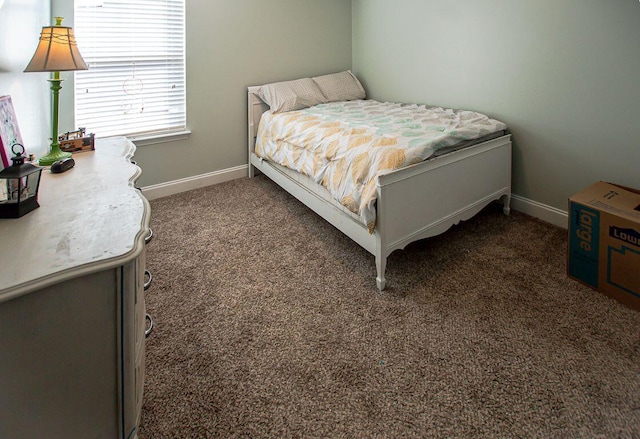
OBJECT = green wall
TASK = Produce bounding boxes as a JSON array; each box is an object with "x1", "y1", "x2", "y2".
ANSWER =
[
  {"x1": 132, "y1": 0, "x2": 353, "y2": 186},
  {"x1": 352, "y1": 0, "x2": 640, "y2": 210}
]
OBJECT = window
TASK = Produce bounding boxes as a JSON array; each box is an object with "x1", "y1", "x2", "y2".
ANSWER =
[{"x1": 74, "y1": 0, "x2": 186, "y2": 138}]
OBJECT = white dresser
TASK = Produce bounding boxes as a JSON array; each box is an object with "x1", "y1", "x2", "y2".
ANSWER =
[{"x1": 0, "y1": 137, "x2": 150, "y2": 439}]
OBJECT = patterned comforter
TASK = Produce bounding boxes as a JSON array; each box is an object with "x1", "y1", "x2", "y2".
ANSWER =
[{"x1": 255, "y1": 100, "x2": 507, "y2": 233}]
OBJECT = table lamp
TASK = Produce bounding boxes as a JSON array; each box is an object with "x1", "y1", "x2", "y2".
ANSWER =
[{"x1": 24, "y1": 17, "x2": 88, "y2": 166}]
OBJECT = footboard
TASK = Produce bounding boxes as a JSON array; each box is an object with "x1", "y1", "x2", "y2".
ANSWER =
[
  {"x1": 373, "y1": 135, "x2": 511, "y2": 289},
  {"x1": 376, "y1": 135, "x2": 511, "y2": 253}
]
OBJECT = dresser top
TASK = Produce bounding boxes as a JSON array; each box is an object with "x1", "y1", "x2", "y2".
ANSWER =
[{"x1": 0, "y1": 137, "x2": 150, "y2": 302}]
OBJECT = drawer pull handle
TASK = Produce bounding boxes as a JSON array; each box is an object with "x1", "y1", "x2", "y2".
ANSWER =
[
  {"x1": 145, "y1": 228, "x2": 154, "y2": 244},
  {"x1": 144, "y1": 270, "x2": 152, "y2": 291},
  {"x1": 145, "y1": 314, "x2": 154, "y2": 337}
]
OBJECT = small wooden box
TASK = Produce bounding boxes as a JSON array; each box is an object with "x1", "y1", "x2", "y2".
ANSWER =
[{"x1": 59, "y1": 128, "x2": 95, "y2": 153}]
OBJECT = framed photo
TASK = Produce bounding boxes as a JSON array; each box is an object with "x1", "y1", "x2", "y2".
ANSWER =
[{"x1": 0, "y1": 95, "x2": 24, "y2": 170}]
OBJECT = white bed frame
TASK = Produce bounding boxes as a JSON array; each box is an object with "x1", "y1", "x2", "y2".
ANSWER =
[{"x1": 248, "y1": 87, "x2": 512, "y2": 290}]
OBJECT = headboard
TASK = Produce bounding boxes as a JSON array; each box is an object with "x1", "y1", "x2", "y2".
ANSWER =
[{"x1": 247, "y1": 86, "x2": 269, "y2": 156}]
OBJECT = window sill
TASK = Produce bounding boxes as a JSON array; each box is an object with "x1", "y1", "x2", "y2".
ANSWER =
[{"x1": 128, "y1": 129, "x2": 191, "y2": 147}]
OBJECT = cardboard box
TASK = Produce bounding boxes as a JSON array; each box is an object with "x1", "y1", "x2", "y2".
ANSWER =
[{"x1": 568, "y1": 181, "x2": 640, "y2": 311}]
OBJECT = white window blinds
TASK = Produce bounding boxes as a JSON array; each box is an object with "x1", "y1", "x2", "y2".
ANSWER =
[{"x1": 74, "y1": 0, "x2": 186, "y2": 138}]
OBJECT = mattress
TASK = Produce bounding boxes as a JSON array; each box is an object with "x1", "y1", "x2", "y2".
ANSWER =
[{"x1": 255, "y1": 99, "x2": 507, "y2": 232}]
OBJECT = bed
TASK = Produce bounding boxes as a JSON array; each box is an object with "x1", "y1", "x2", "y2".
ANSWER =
[{"x1": 247, "y1": 72, "x2": 512, "y2": 290}]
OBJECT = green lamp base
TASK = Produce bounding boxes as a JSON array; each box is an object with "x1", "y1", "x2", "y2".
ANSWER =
[
  {"x1": 38, "y1": 74, "x2": 72, "y2": 167},
  {"x1": 38, "y1": 147, "x2": 72, "y2": 167}
]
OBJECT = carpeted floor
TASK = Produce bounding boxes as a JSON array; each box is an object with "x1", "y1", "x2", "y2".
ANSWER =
[{"x1": 139, "y1": 176, "x2": 640, "y2": 438}]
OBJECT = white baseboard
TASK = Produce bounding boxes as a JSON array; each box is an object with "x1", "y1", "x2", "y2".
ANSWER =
[
  {"x1": 142, "y1": 165, "x2": 569, "y2": 230},
  {"x1": 511, "y1": 194, "x2": 568, "y2": 229},
  {"x1": 141, "y1": 165, "x2": 248, "y2": 200}
]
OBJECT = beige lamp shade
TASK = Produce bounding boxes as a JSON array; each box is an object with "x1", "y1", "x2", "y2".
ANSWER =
[{"x1": 24, "y1": 18, "x2": 88, "y2": 72}]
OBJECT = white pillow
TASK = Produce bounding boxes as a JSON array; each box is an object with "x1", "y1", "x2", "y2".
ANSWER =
[
  {"x1": 312, "y1": 70, "x2": 366, "y2": 102},
  {"x1": 257, "y1": 78, "x2": 328, "y2": 113}
]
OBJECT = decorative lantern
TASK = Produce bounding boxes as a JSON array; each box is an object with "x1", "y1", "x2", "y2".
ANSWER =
[{"x1": 0, "y1": 144, "x2": 43, "y2": 218}]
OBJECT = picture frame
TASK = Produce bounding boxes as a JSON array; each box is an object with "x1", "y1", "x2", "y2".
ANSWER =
[{"x1": 0, "y1": 95, "x2": 25, "y2": 170}]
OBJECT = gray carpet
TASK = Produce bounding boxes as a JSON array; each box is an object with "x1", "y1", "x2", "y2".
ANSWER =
[{"x1": 139, "y1": 176, "x2": 640, "y2": 438}]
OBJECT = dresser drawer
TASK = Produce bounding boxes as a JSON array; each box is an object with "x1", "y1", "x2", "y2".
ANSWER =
[
  {"x1": 135, "y1": 249, "x2": 147, "y2": 353},
  {"x1": 135, "y1": 341, "x2": 145, "y2": 425}
]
